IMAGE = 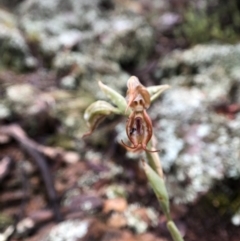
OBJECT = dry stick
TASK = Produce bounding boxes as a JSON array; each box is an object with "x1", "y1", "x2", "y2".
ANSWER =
[
  {"x1": 18, "y1": 163, "x2": 29, "y2": 220},
  {"x1": 0, "y1": 156, "x2": 12, "y2": 182},
  {"x1": 0, "y1": 124, "x2": 62, "y2": 221},
  {"x1": 7, "y1": 164, "x2": 30, "y2": 241}
]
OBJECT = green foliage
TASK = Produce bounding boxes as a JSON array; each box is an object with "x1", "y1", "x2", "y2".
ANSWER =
[
  {"x1": 98, "y1": 81, "x2": 128, "y2": 114},
  {"x1": 175, "y1": 1, "x2": 240, "y2": 44},
  {"x1": 206, "y1": 178, "x2": 240, "y2": 216},
  {"x1": 0, "y1": 214, "x2": 13, "y2": 230}
]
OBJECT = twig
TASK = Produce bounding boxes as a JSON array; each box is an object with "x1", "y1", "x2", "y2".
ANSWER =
[
  {"x1": 0, "y1": 124, "x2": 62, "y2": 221},
  {"x1": 0, "y1": 156, "x2": 12, "y2": 182}
]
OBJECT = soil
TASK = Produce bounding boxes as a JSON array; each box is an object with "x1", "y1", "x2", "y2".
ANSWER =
[{"x1": 1, "y1": 127, "x2": 240, "y2": 241}]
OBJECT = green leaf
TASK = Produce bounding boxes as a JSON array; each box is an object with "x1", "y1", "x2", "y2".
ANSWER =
[
  {"x1": 145, "y1": 151, "x2": 163, "y2": 179},
  {"x1": 83, "y1": 100, "x2": 121, "y2": 137},
  {"x1": 147, "y1": 84, "x2": 170, "y2": 103},
  {"x1": 142, "y1": 160, "x2": 170, "y2": 215},
  {"x1": 167, "y1": 221, "x2": 184, "y2": 241},
  {"x1": 98, "y1": 81, "x2": 128, "y2": 114}
]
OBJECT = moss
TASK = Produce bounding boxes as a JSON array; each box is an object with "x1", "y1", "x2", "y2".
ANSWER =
[
  {"x1": 175, "y1": 0, "x2": 240, "y2": 44},
  {"x1": 0, "y1": 214, "x2": 13, "y2": 230},
  {"x1": 46, "y1": 134, "x2": 76, "y2": 150},
  {"x1": 205, "y1": 178, "x2": 240, "y2": 216}
]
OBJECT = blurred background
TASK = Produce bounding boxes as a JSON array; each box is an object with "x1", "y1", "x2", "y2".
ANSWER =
[{"x1": 0, "y1": 0, "x2": 240, "y2": 240}]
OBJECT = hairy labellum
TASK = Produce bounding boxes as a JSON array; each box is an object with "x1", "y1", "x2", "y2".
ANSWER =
[{"x1": 122, "y1": 109, "x2": 159, "y2": 153}]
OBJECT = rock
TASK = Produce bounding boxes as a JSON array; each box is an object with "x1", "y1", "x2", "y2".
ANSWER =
[
  {"x1": 124, "y1": 204, "x2": 158, "y2": 233},
  {"x1": 52, "y1": 51, "x2": 129, "y2": 98},
  {"x1": 60, "y1": 75, "x2": 78, "y2": 90},
  {"x1": 107, "y1": 212, "x2": 127, "y2": 229},
  {"x1": 18, "y1": 0, "x2": 154, "y2": 67},
  {"x1": 0, "y1": 0, "x2": 24, "y2": 9},
  {"x1": 103, "y1": 198, "x2": 127, "y2": 213},
  {"x1": 85, "y1": 219, "x2": 136, "y2": 241},
  {"x1": 232, "y1": 209, "x2": 240, "y2": 226},
  {"x1": 42, "y1": 219, "x2": 90, "y2": 241},
  {"x1": 5, "y1": 83, "x2": 55, "y2": 120},
  {"x1": 0, "y1": 225, "x2": 14, "y2": 241},
  {"x1": 98, "y1": 15, "x2": 154, "y2": 65},
  {"x1": 3, "y1": 83, "x2": 92, "y2": 139},
  {"x1": 0, "y1": 0, "x2": 157, "y2": 147},
  {"x1": 104, "y1": 185, "x2": 128, "y2": 199},
  {"x1": 63, "y1": 193, "x2": 103, "y2": 213},
  {"x1": 0, "y1": 8, "x2": 36, "y2": 70},
  {"x1": 0, "y1": 157, "x2": 12, "y2": 182},
  {"x1": 6, "y1": 84, "x2": 36, "y2": 104},
  {"x1": 0, "y1": 103, "x2": 10, "y2": 119},
  {"x1": 150, "y1": 44, "x2": 240, "y2": 203}
]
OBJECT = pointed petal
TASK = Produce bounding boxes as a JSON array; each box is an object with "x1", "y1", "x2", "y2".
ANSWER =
[
  {"x1": 127, "y1": 76, "x2": 141, "y2": 89},
  {"x1": 138, "y1": 86, "x2": 151, "y2": 108},
  {"x1": 83, "y1": 100, "x2": 121, "y2": 137},
  {"x1": 125, "y1": 88, "x2": 139, "y2": 113},
  {"x1": 147, "y1": 84, "x2": 170, "y2": 103},
  {"x1": 98, "y1": 81, "x2": 127, "y2": 114},
  {"x1": 126, "y1": 76, "x2": 151, "y2": 110}
]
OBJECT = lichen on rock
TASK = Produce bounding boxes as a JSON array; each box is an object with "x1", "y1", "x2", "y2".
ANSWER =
[
  {"x1": 0, "y1": 8, "x2": 36, "y2": 70},
  {"x1": 151, "y1": 44, "x2": 240, "y2": 203},
  {"x1": 18, "y1": 0, "x2": 154, "y2": 67}
]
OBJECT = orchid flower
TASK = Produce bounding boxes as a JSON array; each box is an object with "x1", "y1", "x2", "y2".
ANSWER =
[
  {"x1": 83, "y1": 76, "x2": 170, "y2": 153},
  {"x1": 122, "y1": 76, "x2": 159, "y2": 152},
  {"x1": 83, "y1": 78, "x2": 185, "y2": 241}
]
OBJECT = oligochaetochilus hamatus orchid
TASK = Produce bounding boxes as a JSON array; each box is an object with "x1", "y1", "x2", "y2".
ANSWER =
[
  {"x1": 121, "y1": 76, "x2": 159, "y2": 153},
  {"x1": 83, "y1": 78, "x2": 185, "y2": 241},
  {"x1": 83, "y1": 76, "x2": 170, "y2": 152}
]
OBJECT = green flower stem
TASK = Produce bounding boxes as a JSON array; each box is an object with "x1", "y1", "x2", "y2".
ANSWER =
[
  {"x1": 146, "y1": 151, "x2": 164, "y2": 179},
  {"x1": 142, "y1": 159, "x2": 170, "y2": 217},
  {"x1": 167, "y1": 221, "x2": 185, "y2": 241},
  {"x1": 84, "y1": 78, "x2": 183, "y2": 241},
  {"x1": 143, "y1": 152, "x2": 185, "y2": 241}
]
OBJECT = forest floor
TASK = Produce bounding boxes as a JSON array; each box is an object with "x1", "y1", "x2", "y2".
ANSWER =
[
  {"x1": 1, "y1": 1, "x2": 240, "y2": 240},
  {"x1": 1, "y1": 121, "x2": 240, "y2": 241}
]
